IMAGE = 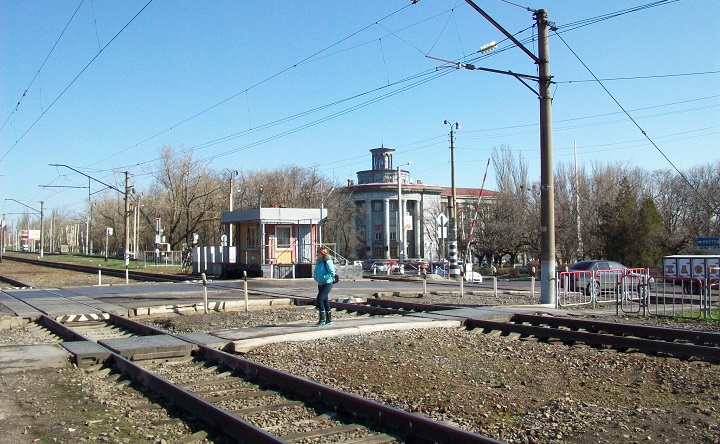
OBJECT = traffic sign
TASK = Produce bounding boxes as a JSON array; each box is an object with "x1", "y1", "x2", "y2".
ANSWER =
[
  {"x1": 437, "y1": 214, "x2": 448, "y2": 226},
  {"x1": 698, "y1": 237, "x2": 720, "y2": 248}
]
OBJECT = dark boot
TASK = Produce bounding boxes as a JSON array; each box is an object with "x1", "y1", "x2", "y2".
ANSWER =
[
  {"x1": 324, "y1": 310, "x2": 332, "y2": 325},
  {"x1": 317, "y1": 311, "x2": 326, "y2": 325}
]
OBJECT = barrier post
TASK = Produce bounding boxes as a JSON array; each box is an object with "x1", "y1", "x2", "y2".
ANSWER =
[
  {"x1": 422, "y1": 270, "x2": 427, "y2": 296},
  {"x1": 459, "y1": 270, "x2": 464, "y2": 297},
  {"x1": 201, "y1": 273, "x2": 208, "y2": 314},
  {"x1": 492, "y1": 266, "x2": 498, "y2": 297},
  {"x1": 531, "y1": 267, "x2": 536, "y2": 301},
  {"x1": 243, "y1": 271, "x2": 249, "y2": 313},
  {"x1": 125, "y1": 265, "x2": 129, "y2": 285},
  {"x1": 98, "y1": 264, "x2": 102, "y2": 286}
]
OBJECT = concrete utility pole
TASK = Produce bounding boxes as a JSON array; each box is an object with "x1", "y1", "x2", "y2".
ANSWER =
[
  {"x1": 445, "y1": 120, "x2": 460, "y2": 281},
  {"x1": 124, "y1": 171, "x2": 131, "y2": 267},
  {"x1": 229, "y1": 170, "x2": 238, "y2": 246},
  {"x1": 456, "y1": 1, "x2": 556, "y2": 305},
  {"x1": 39, "y1": 201, "x2": 44, "y2": 258},
  {"x1": 536, "y1": 9, "x2": 556, "y2": 305}
]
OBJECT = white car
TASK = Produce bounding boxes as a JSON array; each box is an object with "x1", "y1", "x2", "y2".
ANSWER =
[{"x1": 465, "y1": 271, "x2": 483, "y2": 283}]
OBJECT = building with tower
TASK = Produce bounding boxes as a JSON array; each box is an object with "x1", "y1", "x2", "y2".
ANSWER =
[{"x1": 343, "y1": 146, "x2": 499, "y2": 262}]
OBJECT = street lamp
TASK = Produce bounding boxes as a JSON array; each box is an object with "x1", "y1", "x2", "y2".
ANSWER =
[
  {"x1": 444, "y1": 120, "x2": 461, "y2": 280},
  {"x1": 396, "y1": 161, "x2": 413, "y2": 263}
]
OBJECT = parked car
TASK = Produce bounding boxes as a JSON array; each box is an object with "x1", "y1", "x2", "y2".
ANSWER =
[
  {"x1": 562, "y1": 260, "x2": 653, "y2": 297},
  {"x1": 465, "y1": 270, "x2": 483, "y2": 283},
  {"x1": 371, "y1": 261, "x2": 400, "y2": 273},
  {"x1": 21, "y1": 244, "x2": 29, "y2": 252}
]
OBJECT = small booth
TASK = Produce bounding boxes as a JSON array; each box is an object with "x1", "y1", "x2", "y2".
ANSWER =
[{"x1": 196, "y1": 207, "x2": 325, "y2": 278}]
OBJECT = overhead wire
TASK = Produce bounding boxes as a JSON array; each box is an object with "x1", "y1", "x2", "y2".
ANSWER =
[
  {"x1": 0, "y1": 0, "x2": 86, "y2": 134},
  {"x1": 553, "y1": 29, "x2": 716, "y2": 216},
  {"x1": 0, "y1": 0, "x2": 155, "y2": 164}
]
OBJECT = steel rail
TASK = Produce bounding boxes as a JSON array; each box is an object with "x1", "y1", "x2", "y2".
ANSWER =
[
  {"x1": 511, "y1": 313, "x2": 720, "y2": 347},
  {"x1": 465, "y1": 317, "x2": 720, "y2": 362},
  {"x1": 42, "y1": 312, "x2": 503, "y2": 443},
  {"x1": 366, "y1": 298, "x2": 458, "y2": 312},
  {"x1": 197, "y1": 345, "x2": 503, "y2": 444},
  {"x1": 2, "y1": 255, "x2": 195, "y2": 282},
  {"x1": 0, "y1": 274, "x2": 30, "y2": 287}
]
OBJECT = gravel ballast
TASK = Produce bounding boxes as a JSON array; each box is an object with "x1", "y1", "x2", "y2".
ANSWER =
[{"x1": 0, "y1": 259, "x2": 718, "y2": 443}]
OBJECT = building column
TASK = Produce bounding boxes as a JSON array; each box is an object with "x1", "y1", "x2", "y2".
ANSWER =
[
  {"x1": 365, "y1": 200, "x2": 372, "y2": 259},
  {"x1": 413, "y1": 200, "x2": 421, "y2": 259},
  {"x1": 383, "y1": 198, "x2": 390, "y2": 259}
]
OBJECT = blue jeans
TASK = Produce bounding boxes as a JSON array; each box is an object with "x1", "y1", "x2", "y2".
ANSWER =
[{"x1": 316, "y1": 283, "x2": 333, "y2": 312}]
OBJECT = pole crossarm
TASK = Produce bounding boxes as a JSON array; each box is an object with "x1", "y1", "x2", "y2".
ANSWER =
[
  {"x1": 4, "y1": 198, "x2": 39, "y2": 213},
  {"x1": 425, "y1": 55, "x2": 543, "y2": 97},
  {"x1": 49, "y1": 164, "x2": 125, "y2": 196}
]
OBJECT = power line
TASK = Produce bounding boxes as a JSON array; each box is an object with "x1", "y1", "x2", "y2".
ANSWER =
[
  {"x1": 0, "y1": 0, "x2": 85, "y2": 134},
  {"x1": 553, "y1": 29, "x2": 717, "y2": 216},
  {"x1": 0, "y1": 0, "x2": 155, "y2": 164}
]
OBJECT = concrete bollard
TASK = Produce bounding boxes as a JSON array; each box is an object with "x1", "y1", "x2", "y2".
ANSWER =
[
  {"x1": 125, "y1": 265, "x2": 129, "y2": 285},
  {"x1": 98, "y1": 264, "x2": 102, "y2": 286},
  {"x1": 201, "y1": 273, "x2": 208, "y2": 314}
]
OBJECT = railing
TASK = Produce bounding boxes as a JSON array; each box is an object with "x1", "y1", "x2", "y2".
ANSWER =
[
  {"x1": 557, "y1": 268, "x2": 651, "y2": 310},
  {"x1": 138, "y1": 250, "x2": 184, "y2": 268},
  {"x1": 635, "y1": 276, "x2": 716, "y2": 320},
  {"x1": 556, "y1": 270, "x2": 594, "y2": 307}
]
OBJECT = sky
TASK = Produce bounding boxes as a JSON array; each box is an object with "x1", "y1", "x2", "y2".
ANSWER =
[{"x1": 1, "y1": 0, "x2": 719, "y2": 226}]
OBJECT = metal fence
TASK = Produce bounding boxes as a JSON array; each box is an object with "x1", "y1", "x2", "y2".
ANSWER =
[
  {"x1": 556, "y1": 268, "x2": 651, "y2": 310},
  {"x1": 621, "y1": 276, "x2": 719, "y2": 320},
  {"x1": 557, "y1": 268, "x2": 719, "y2": 320},
  {"x1": 138, "y1": 250, "x2": 184, "y2": 268}
]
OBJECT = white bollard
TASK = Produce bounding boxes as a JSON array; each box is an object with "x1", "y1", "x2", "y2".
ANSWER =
[
  {"x1": 492, "y1": 266, "x2": 498, "y2": 298},
  {"x1": 125, "y1": 266, "x2": 129, "y2": 285},
  {"x1": 98, "y1": 265, "x2": 102, "y2": 286},
  {"x1": 531, "y1": 266, "x2": 537, "y2": 301}
]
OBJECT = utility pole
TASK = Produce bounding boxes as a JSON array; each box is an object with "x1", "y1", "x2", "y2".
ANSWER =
[
  {"x1": 124, "y1": 171, "x2": 131, "y2": 267},
  {"x1": 445, "y1": 120, "x2": 461, "y2": 281},
  {"x1": 442, "y1": 1, "x2": 556, "y2": 304},
  {"x1": 39, "y1": 201, "x2": 44, "y2": 258},
  {"x1": 536, "y1": 9, "x2": 556, "y2": 305}
]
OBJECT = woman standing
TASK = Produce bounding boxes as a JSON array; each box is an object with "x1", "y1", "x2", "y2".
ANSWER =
[{"x1": 313, "y1": 246, "x2": 336, "y2": 325}]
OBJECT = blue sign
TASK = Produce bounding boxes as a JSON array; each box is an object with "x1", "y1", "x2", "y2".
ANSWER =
[{"x1": 697, "y1": 237, "x2": 720, "y2": 248}]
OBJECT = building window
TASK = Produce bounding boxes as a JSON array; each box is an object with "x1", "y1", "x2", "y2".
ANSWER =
[
  {"x1": 246, "y1": 226, "x2": 258, "y2": 249},
  {"x1": 389, "y1": 232, "x2": 396, "y2": 241},
  {"x1": 276, "y1": 226, "x2": 291, "y2": 248},
  {"x1": 372, "y1": 201, "x2": 382, "y2": 212},
  {"x1": 374, "y1": 232, "x2": 383, "y2": 241}
]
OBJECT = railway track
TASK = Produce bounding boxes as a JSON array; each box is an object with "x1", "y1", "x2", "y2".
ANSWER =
[
  {"x1": 28, "y1": 311, "x2": 501, "y2": 443},
  {"x1": 361, "y1": 299, "x2": 720, "y2": 362},
  {"x1": 1, "y1": 254, "x2": 195, "y2": 283}
]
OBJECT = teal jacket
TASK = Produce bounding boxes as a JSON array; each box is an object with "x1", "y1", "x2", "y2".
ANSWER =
[{"x1": 313, "y1": 257, "x2": 336, "y2": 284}]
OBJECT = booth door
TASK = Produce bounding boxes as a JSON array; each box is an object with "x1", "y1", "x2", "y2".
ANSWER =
[{"x1": 297, "y1": 225, "x2": 312, "y2": 263}]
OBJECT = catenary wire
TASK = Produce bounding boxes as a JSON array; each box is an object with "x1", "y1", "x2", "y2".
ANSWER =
[
  {"x1": 0, "y1": 0, "x2": 155, "y2": 164},
  {"x1": 0, "y1": 0, "x2": 86, "y2": 135},
  {"x1": 553, "y1": 29, "x2": 716, "y2": 216}
]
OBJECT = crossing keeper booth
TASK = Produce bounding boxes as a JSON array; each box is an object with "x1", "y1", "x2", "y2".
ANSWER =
[{"x1": 195, "y1": 207, "x2": 325, "y2": 278}]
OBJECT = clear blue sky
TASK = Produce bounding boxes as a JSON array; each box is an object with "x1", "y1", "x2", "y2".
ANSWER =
[{"x1": 2, "y1": 0, "x2": 719, "y2": 225}]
